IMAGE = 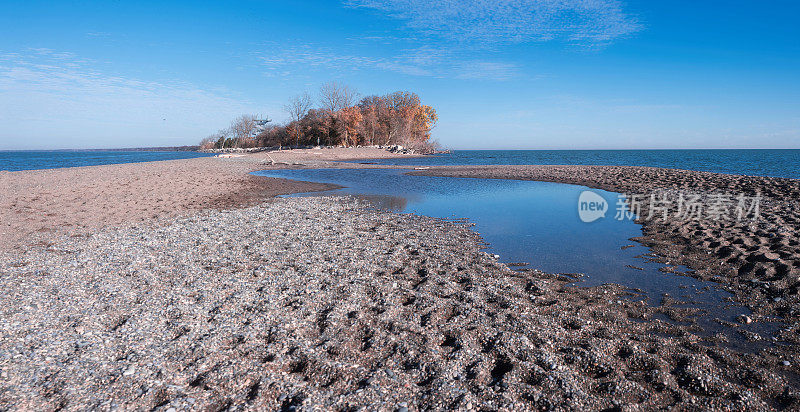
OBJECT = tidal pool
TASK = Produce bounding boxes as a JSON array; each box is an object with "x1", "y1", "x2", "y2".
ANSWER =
[{"x1": 254, "y1": 168, "x2": 781, "y2": 350}]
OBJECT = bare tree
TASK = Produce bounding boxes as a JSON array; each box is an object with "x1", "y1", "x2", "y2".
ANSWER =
[
  {"x1": 318, "y1": 82, "x2": 359, "y2": 146},
  {"x1": 283, "y1": 92, "x2": 313, "y2": 147},
  {"x1": 318, "y1": 82, "x2": 359, "y2": 113},
  {"x1": 228, "y1": 114, "x2": 270, "y2": 148},
  {"x1": 229, "y1": 114, "x2": 258, "y2": 147},
  {"x1": 198, "y1": 134, "x2": 219, "y2": 150}
]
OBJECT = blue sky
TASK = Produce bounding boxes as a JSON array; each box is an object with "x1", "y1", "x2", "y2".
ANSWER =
[{"x1": 1, "y1": 0, "x2": 798, "y2": 150}]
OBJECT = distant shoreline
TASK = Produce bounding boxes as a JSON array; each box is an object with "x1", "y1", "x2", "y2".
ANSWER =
[
  {"x1": 0, "y1": 146, "x2": 201, "y2": 152},
  {"x1": 86, "y1": 146, "x2": 201, "y2": 152}
]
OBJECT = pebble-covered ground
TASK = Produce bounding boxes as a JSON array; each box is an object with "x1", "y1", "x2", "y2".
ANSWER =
[{"x1": 1, "y1": 197, "x2": 797, "y2": 410}]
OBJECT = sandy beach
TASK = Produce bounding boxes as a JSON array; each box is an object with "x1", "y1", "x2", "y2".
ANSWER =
[
  {"x1": 0, "y1": 148, "x2": 406, "y2": 251},
  {"x1": 2, "y1": 151, "x2": 800, "y2": 410}
]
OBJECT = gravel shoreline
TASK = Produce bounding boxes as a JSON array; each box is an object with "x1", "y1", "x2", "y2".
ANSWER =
[{"x1": 1, "y1": 196, "x2": 797, "y2": 410}]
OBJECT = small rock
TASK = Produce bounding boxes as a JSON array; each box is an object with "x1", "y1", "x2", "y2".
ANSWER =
[
  {"x1": 738, "y1": 314, "x2": 753, "y2": 324},
  {"x1": 782, "y1": 361, "x2": 791, "y2": 367}
]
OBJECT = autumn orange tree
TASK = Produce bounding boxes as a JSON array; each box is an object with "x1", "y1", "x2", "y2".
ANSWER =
[
  {"x1": 338, "y1": 106, "x2": 363, "y2": 147},
  {"x1": 414, "y1": 105, "x2": 438, "y2": 142},
  {"x1": 357, "y1": 95, "x2": 384, "y2": 146},
  {"x1": 203, "y1": 83, "x2": 439, "y2": 152}
]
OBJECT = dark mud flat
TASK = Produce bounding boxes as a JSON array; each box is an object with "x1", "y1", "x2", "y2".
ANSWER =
[{"x1": 0, "y1": 197, "x2": 797, "y2": 410}]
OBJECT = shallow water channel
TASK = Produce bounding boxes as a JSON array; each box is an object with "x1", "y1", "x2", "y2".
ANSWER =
[{"x1": 254, "y1": 168, "x2": 781, "y2": 351}]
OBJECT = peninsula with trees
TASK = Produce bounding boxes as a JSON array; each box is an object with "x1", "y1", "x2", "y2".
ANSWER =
[{"x1": 200, "y1": 82, "x2": 439, "y2": 153}]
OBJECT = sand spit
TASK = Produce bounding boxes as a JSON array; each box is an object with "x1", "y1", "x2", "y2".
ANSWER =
[
  {"x1": 0, "y1": 147, "x2": 412, "y2": 251},
  {"x1": 1, "y1": 197, "x2": 797, "y2": 410}
]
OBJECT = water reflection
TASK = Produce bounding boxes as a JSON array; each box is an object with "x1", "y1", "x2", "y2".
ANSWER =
[{"x1": 257, "y1": 169, "x2": 674, "y2": 285}]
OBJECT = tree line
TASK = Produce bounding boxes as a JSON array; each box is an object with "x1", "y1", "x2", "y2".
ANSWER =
[{"x1": 200, "y1": 82, "x2": 439, "y2": 152}]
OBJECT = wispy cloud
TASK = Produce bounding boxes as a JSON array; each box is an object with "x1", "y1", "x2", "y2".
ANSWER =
[
  {"x1": 454, "y1": 62, "x2": 519, "y2": 81},
  {"x1": 346, "y1": 0, "x2": 641, "y2": 47},
  {"x1": 257, "y1": 43, "x2": 519, "y2": 80},
  {"x1": 259, "y1": 45, "x2": 401, "y2": 74},
  {"x1": 270, "y1": 0, "x2": 641, "y2": 82},
  {"x1": 0, "y1": 49, "x2": 256, "y2": 148}
]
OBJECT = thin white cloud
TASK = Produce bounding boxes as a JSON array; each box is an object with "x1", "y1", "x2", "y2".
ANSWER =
[
  {"x1": 259, "y1": 45, "x2": 392, "y2": 73},
  {"x1": 258, "y1": 44, "x2": 519, "y2": 80},
  {"x1": 0, "y1": 49, "x2": 258, "y2": 149},
  {"x1": 346, "y1": 0, "x2": 641, "y2": 46},
  {"x1": 455, "y1": 62, "x2": 519, "y2": 81}
]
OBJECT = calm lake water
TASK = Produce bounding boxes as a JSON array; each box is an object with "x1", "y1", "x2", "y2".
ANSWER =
[
  {"x1": 361, "y1": 149, "x2": 800, "y2": 179},
  {"x1": 255, "y1": 167, "x2": 781, "y2": 350},
  {"x1": 0, "y1": 150, "x2": 213, "y2": 171},
  {"x1": 4, "y1": 149, "x2": 798, "y2": 177}
]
